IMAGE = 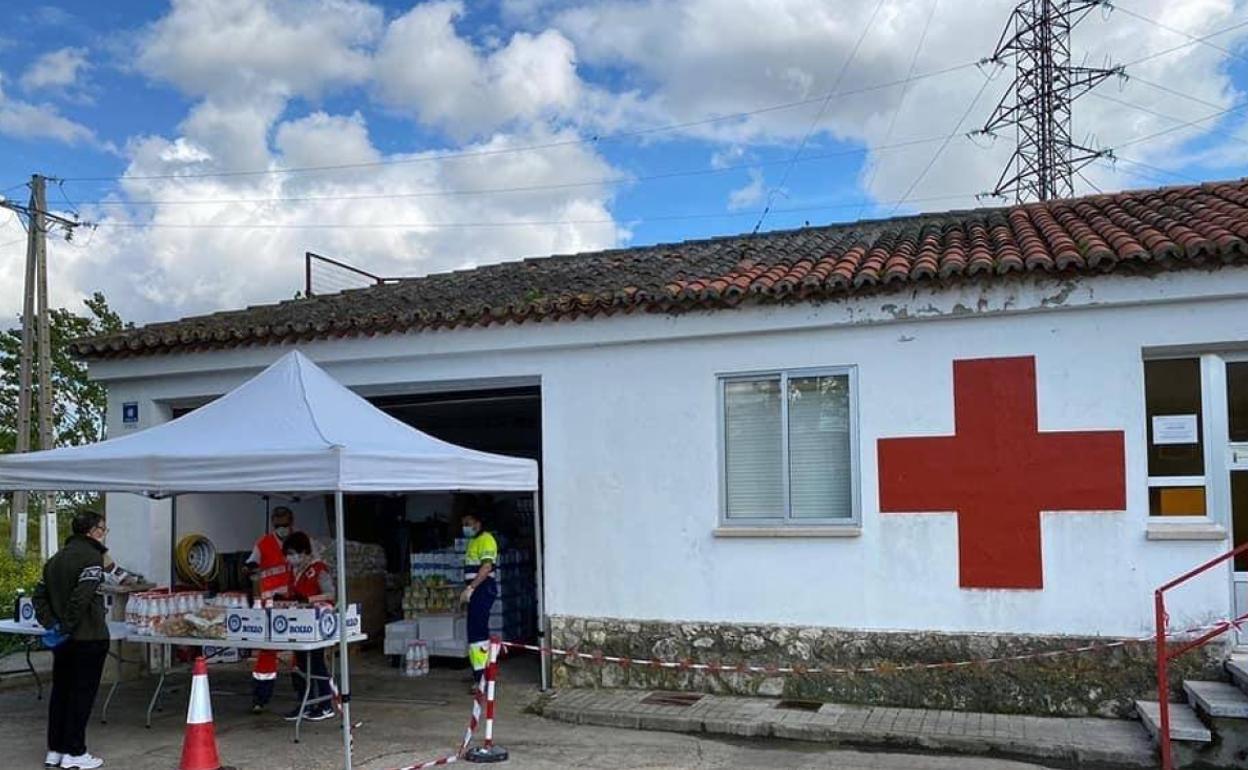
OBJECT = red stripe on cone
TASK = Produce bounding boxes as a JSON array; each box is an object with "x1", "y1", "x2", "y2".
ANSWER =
[{"x1": 179, "y1": 657, "x2": 223, "y2": 770}]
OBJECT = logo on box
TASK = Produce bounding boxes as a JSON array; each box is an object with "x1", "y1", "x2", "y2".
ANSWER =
[{"x1": 319, "y1": 612, "x2": 338, "y2": 639}]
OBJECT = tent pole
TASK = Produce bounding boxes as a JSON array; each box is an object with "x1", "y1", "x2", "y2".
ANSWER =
[
  {"x1": 334, "y1": 491, "x2": 353, "y2": 770},
  {"x1": 533, "y1": 490, "x2": 549, "y2": 692},
  {"x1": 169, "y1": 495, "x2": 178, "y2": 588}
]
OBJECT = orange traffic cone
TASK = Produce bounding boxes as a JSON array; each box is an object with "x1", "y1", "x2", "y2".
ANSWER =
[{"x1": 178, "y1": 657, "x2": 223, "y2": 770}]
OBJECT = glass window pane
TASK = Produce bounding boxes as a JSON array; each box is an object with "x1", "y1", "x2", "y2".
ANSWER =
[
  {"x1": 1144, "y1": 359, "x2": 1204, "y2": 477},
  {"x1": 1229, "y1": 363, "x2": 1248, "y2": 444},
  {"x1": 1148, "y1": 486, "x2": 1207, "y2": 517},
  {"x1": 724, "y1": 378, "x2": 784, "y2": 519},
  {"x1": 788, "y1": 375, "x2": 853, "y2": 519}
]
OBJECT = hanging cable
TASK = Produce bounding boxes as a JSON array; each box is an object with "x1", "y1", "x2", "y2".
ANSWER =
[{"x1": 752, "y1": 0, "x2": 890, "y2": 234}]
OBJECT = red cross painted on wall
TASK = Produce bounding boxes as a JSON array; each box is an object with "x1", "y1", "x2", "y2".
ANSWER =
[{"x1": 877, "y1": 356, "x2": 1125, "y2": 590}]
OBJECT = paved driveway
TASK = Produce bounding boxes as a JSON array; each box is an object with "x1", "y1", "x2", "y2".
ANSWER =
[{"x1": 0, "y1": 654, "x2": 1057, "y2": 770}]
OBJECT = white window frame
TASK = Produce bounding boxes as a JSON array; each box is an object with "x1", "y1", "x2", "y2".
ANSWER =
[
  {"x1": 717, "y1": 365, "x2": 860, "y2": 527},
  {"x1": 1142, "y1": 353, "x2": 1220, "y2": 527}
]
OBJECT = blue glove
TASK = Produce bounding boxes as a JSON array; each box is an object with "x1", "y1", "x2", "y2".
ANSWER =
[{"x1": 41, "y1": 623, "x2": 67, "y2": 650}]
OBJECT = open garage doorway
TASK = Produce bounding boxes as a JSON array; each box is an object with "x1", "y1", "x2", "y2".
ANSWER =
[{"x1": 362, "y1": 386, "x2": 545, "y2": 683}]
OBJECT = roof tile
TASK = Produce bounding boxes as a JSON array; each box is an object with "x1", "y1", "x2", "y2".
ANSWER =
[{"x1": 75, "y1": 178, "x2": 1248, "y2": 359}]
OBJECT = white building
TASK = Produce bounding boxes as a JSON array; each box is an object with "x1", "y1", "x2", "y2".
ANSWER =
[{"x1": 79, "y1": 180, "x2": 1248, "y2": 714}]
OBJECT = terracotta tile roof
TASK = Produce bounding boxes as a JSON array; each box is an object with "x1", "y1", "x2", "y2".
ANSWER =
[{"x1": 76, "y1": 178, "x2": 1248, "y2": 359}]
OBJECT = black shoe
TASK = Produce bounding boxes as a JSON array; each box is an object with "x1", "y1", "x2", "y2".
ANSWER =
[
  {"x1": 250, "y1": 702, "x2": 266, "y2": 714},
  {"x1": 282, "y1": 707, "x2": 305, "y2": 721},
  {"x1": 304, "y1": 707, "x2": 336, "y2": 722}
]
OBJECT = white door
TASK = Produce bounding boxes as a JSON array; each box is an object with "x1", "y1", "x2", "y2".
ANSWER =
[{"x1": 1227, "y1": 361, "x2": 1248, "y2": 647}]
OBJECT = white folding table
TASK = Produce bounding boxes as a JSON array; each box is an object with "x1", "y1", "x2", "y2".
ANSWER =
[
  {"x1": 128, "y1": 632, "x2": 368, "y2": 741},
  {"x1": 0, "y1": 619, "x2": 131, "y2": 702}
]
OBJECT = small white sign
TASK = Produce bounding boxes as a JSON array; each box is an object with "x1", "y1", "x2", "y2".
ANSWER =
[{"x1": 1152, "y1": 414, "x2": 1199, "y2": 445}]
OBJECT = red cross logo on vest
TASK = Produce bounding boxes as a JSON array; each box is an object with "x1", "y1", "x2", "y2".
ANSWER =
[{"x1": 877, "y1": 356, "x2": 1125, "y2": 589}]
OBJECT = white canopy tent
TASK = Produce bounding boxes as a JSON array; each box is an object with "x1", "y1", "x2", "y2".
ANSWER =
[{"x1": 0, "y1": 350, "x2": 542, "y2": 770}]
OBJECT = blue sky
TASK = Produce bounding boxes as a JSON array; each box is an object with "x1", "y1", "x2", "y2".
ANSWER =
[{"x1": 1, "y1": 0, "x2": 1246, "y2": 323}]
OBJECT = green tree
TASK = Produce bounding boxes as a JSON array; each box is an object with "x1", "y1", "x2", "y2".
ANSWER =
[{"x1": 0, "y1": 292, "x2": 126, "y2": 454}]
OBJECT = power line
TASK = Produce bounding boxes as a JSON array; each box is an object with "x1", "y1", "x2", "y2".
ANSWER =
[
  {"x1": 752, "y1": 0, "x2": 889, "y2": 234},
  {"x1": 84, "y1": 192, "x2": 985, "y2": 232},
  {"x1": 1088, "y1": 90, "x2": 1248, "y2": 148},
  {"x1": 1110, "y1": 154, "x2": 1203, "y2": 184},
  {"x1": 1111, "y1": 5, "x2": 1248, "y2": 67},
  {"x1": 1115, "y1": 96, "x2": 1248, "y2": 150},
  {"x1": 1118, "y1": 17, "x2": 1248, "y2": 68},
  {"x1": 891, "y1": 67, "x2": 999, "y2": 213},
  {"x1": 1127, "y1": 74, "x2": 1231, "y2": 114},
  {"x1": 58, "y1": 61, "x2": 985, "y2": 185},
  {"x1": 857, "y1": 0, "x2": 941, "y2": 219},
  {"x1": 66, "y1": 135, "x2": 953, "y2": 208}
]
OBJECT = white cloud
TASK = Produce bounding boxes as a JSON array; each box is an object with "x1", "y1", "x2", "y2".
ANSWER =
[
  {"x1": 8, "y1": 0, "x2": 1248, "y2": 327},
  {"x1": 20, "y1": 47, "x2": 89, "y2": 93},
  {"x1": 0, "y1": 75, "x2": 96, "y2": 145},
  {"x1": 137, "y1": 0, "x2": 382, "y2": 100},
  {"x1": 553, "y1": 0, "x2": 1248, "y2": 209},
  {"x1": 36, "y1": 116, "x2": 624, "y2": 323},
  {"x1": 727, "y1": 168, "x2": 766, "y2": 210},
  {"x1": 373, "y1": 1, "x2": 583, "y2": 139}
]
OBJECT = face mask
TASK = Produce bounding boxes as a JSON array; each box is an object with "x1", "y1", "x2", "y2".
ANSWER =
[
  {"x1": 286, "y1": 553, "x2": 304, "y2": 568},
  {"x1": 462, "y1": 525, "x2": 477, "y2": 538},
  {"x1": 274, "y1": 526, "x2": 291, "y2": 539}
]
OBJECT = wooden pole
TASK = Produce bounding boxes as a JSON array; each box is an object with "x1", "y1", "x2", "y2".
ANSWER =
[
  {"x1": 9, "y1": 176, "x2": 39, "y2": 557},
  {"x1": 32, "y1": 175, "x2": 57, "y2": 560}
]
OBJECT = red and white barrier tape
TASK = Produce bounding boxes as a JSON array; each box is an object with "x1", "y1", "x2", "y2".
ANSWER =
[
  {"x1": 500, "y1": 616, "x2": 1247, "y2": 677},
  {"x1": 387, "y1": 637, "x2": 502, "y2": 770}
]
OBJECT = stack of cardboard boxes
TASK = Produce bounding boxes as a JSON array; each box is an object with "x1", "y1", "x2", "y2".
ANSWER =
[{"x1": 224, "y1": 603, "x2": 361, "y2": 644}]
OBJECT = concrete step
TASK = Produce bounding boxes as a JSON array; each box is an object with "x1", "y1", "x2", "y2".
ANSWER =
[
  {"x1": 1228, "y1": 656, "x2": 1248, "y2": 695},
  {"x1": 1183, "y1": 679, "x2": 1248, "y2": 719},
  {"x1": 1135, "y1": 700, "x2": 1212, "y2": 743}
]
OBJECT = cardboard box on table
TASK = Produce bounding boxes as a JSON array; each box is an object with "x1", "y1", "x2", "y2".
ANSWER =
[
  {"x1": 15, "y1": 597, "x2": 38, "y2": 627},
  {"x1": 269, "y1": 603, "x2": 361, "y2": 644},
  {"x1": 224, "y1": 608, "x2": 271, "y2": 642}
]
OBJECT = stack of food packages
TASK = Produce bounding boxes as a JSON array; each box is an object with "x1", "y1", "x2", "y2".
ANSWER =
[
  {"x1": 312, "y1": 537, "x2": 387, "y2": 577},
  {"x1": 126, "y1": 589, "x2": 250, "y2": 639},
  {"x1": 402, "y1": 575, "x2": 460, "y2": 617},
  {"x1": 405, "y1": 548, "x2": 464, "y2": 618},
  {"x1": 489, "y1": 549, "x2": 536, "y2": 642}
]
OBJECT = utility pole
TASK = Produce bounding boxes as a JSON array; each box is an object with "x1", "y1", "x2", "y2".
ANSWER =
[
  {"x1": 10, "y1": 180, "x2": 39, "y2": 556},
  {"x1": 2, "y1": 175, "x2": 82, "y2": 558},
  {"x1": 976, "y1": 1, "x2": 1122, "y2": 202}
]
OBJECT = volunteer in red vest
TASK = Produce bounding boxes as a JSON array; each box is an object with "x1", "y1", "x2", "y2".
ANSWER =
[
  {"x1": 282, "y1": 531, "x2": 336, "y2": 722},
  {"x1": 244, "y1": 506, "x2": 295, "y2": 713}
]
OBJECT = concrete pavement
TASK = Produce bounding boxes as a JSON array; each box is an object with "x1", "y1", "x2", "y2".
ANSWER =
[{"x1": 0, "y1": 654, "x2": 1084, "y2": 770}]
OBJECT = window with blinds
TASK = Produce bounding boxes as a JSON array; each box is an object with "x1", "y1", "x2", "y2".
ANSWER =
[{"x1": 721, "y1": 368, "x2": 857, "y2": 524}]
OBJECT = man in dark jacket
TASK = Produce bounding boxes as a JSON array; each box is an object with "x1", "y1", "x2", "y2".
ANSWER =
[{"x1": 32, "y1": 511, "x2": 111, "y2": 770}]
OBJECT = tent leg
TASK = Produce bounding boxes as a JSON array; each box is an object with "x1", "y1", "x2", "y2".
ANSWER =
[
  {"x1": 169, "y1": 496, "x2": 178, "y2": 588},
  {"x1": 335, "y1": 492, "x2": 353, "y2": 770},
  {"x1": 533, "y1": 491, "x2": 549, "y2": 692}
]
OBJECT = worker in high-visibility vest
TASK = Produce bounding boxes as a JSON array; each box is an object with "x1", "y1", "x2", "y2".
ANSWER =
[
  {"x1": 244, "y1": 506, "x2": 295, "y2": 712},
  {"x1": 459, "y1": 512, "x2": 498, "y2": 688}
]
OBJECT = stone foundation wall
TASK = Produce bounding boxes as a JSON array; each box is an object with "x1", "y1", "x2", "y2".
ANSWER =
[{"x1": 549, "y1": 615, "x2": 1228, "y2": 718}]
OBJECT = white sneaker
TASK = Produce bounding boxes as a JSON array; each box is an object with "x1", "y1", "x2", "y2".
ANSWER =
[
  {"x1": 44, "y1": 752, "x2": 62, "y2": 768},
  {"x1": 60, "y1": 754, "x2": 103, "y2": 769}
]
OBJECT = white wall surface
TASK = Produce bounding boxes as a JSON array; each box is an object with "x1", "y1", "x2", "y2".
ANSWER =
[{"x1": 97, "y1": 267, "x2": 1248, "y2": 636}]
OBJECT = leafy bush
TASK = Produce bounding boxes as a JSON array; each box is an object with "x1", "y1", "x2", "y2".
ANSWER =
[{"x1": 0, "y1": 515, "x2": 43, "y2": 655}]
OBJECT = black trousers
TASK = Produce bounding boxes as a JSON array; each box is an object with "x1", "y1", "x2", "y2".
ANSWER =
[{"x1": 47, "y1": 639, "x2": 109, "y2": 756}]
